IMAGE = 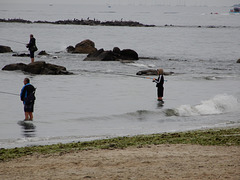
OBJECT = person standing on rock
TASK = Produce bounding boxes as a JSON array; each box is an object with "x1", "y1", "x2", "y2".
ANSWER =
[
  {"x1": 153, "y1": 69, "x2": 164, "y2": 101},
  {"x1": 26, "y1": 34, "x2": 37, "y2": 63},
  {"x1": 20, "y1": 78, "x2": 36, "y2": 121}
]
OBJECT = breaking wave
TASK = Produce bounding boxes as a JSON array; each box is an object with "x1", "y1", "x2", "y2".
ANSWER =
[{"x1": 165, "y1": 94, "x2": 239, "y2": 117}]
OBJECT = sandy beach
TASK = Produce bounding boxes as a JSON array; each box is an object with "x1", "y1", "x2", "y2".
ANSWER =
[{"x1": 1, "y1": 144, "x2": 239, "y2": 180}]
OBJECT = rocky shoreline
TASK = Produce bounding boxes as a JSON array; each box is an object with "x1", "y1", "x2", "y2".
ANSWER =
[{"x1": 0, "y1": 18, "x2": 155, "y2": 27}]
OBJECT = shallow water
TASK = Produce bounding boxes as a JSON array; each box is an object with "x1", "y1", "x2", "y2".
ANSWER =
[{"x1": 0, "y1": 3, "x2": 240, "y2": 148}]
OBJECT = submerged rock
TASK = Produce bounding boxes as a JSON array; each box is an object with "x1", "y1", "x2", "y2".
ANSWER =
[
  {"x1": 2, "y1": 61, "x2": 72, "y2": 75},
  {"x1": 136, "y1": 69, "x2": 174, "y2": 76},
  {"x1": 84, "y1": 47, "x2": 138, "y2": 61},
  {"x1": 0, "y1": 45, "x2": 12, "y2": 53},
  {"x1": 12, "y1": 53, "x2": 30, "y2": 57},
  {"x1": 136, "y1": 69, "x2": 158, "y2": 75},
  {"x1": 67, "y1": 39, "x2": 97, "y2": 54},
  {"x1": 38, "y1": 50, "x2": 49, "y2": 56}
]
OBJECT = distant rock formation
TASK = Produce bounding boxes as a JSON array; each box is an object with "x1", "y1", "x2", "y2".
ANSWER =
[
  {"x1": 2, "y1": 61, "x2": 72, "y2": 75},
  {"x1": 83, "y1": 47, "x2": 138, "y2": 61},
  {"x1": 0, "y1": 45, "x2": 12, "y2": 53},
  {"x1": 67, "y1": 39, "x2": 97, "y2": 54},
  {"x1": 0, "y1": 18, "x2": 155, "y2": 27},
  {"x1": 136, "y1": 69, "x2": 174, "y2": 76}
]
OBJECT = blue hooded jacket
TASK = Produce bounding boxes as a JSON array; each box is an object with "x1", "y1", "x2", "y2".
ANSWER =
[{"x1": 20, "y1": 83, "x2": 35, "y2": 104}]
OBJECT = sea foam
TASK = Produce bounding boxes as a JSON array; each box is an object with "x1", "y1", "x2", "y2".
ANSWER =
[{"x1": 169, "y1": 94, "x2": 239, "y2": 117}]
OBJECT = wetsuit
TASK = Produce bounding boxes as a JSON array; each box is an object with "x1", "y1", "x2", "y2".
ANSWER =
[
  {"x1": 153, "y1": 74, "x2": 164, "y2": 98},
  {"x1": 20, "y1": 83, "x2": 35, "y2": 112},
  {"x1": 27, "y1": 37, "x2": 36, "y2": 58}
]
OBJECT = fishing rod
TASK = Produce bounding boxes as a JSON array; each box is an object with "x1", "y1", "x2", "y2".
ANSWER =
[
  {"x1": 114, "y1": 73, "x2": 168, "y2": 82},
  {"x1": 0, "y1": 37, "x2": 26, "y2": 45},
  {"x1": 0, "y1": 91, "x2": 19, "y2": 96},
  {"x1": 77, "y1": 69, "x2": 168, "y2": 81}
]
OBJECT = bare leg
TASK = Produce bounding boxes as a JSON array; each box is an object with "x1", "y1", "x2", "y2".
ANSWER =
[
  {"x1": 31, "y1": 58, "x2": 34, "y2": 63},
  {"x1": 158, "y1": 97, "x2": 163, "y2": 101},
  {"x1": 29, "y1": 112, "x2": 33, "y2": 121},
  {"x1": 24, "y1": 112, "x2": 29, "y2": 120}
]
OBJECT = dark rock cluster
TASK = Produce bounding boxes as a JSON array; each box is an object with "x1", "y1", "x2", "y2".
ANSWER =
[
  {"x1": 84, "y1": 48, "x2": 138, "y2": 61},
  {"x1": 2, "y1": 61, "x2": 72, "y2": 75}
]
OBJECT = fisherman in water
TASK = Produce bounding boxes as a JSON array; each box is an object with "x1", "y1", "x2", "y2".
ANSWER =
[
  {"x1": 20, "y1": 78, "x2": 36, "y2": 121},
  {"x1": 153, "y1": 69, "x2": 164, "y2": 101},
  {"x1": 26, "y1": 34, "x2": 37, "y2": 63}
]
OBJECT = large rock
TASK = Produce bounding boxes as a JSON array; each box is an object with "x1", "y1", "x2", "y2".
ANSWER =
[
  {"x1": 2, "y1": 61, "x2": 72, "y2": 75},
  {"x1": 120, "y1": 49, "x2": 138, "y2": 60},
  {"x1": 67, "y1": 39, "x2": 97, "y2": 54},
  {"x1": 0, "y1": 45, "x2": 12, "y2": 53},
  {"x1": 84, "y1": 47, "x2": 138, "y2": 61},
  {"x1": 237, "y1": 59, "x2": 240, "y2": 63},
  {"x1": 136, "y1": 69, "x2": 174, "y2": 76}
]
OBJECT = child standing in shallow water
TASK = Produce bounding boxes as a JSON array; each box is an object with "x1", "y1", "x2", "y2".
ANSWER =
[{"x1": 153, "y1": 69, "x2": 164, "y2": 101}]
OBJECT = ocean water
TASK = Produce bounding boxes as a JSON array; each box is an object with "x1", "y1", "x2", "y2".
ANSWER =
[{"x1": 0, "y1": 3, "x2": 240, "y2": 148}]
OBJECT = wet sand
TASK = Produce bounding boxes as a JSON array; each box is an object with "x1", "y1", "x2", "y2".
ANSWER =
[{"x1": 1, "y1": 144, "x2": 239, "y2": 180}]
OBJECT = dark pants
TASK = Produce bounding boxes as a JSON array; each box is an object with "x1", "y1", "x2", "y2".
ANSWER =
[
  {"x1": 157, "y1": 86, "x2": 164, "y2": 98},
  {"x1": 30, "y1": 51, "x2": 34, "y2": 58}
]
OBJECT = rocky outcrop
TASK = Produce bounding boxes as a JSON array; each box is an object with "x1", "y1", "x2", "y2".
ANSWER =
[
  {"x1": 237, "y1": 59, "x2": 240, "y2": 63},
  {"x1": 84, "y1": 47, "x2": 138, "y2": 61},
  {"x1": 0, "y1": 18, "x2": 155, "y2": 27},
  {"x1": 0, "y1": 45, "x2": 12, "y2": 53},
  {"x1": 136, "y1": 69, "x2": 174, "y2": 76},
  {"x1": 67, "y1": 39, "x2": 97, "y2": 54},
  {"x1": 74, "y1": 39, "x2": 97, "y2": 54},
  {"x1": 2, "y1": 61, "x2": 72, "y2": 75}
]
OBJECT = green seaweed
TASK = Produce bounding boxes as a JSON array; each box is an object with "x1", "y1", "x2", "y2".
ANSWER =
[{"x1": 0, "y1": 128, "x2": 239, "y2": 162}]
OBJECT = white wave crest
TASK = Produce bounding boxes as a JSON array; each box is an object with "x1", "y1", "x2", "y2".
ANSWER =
[{"x1": 176, "y1": 94, "x2": 239, "y2": 116}]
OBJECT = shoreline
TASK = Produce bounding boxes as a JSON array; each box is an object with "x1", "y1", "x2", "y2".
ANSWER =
[
  {"x1": 1, "y1": 127, "x2": 239, "y2": 162},
  {"x1": 0, "y1": 127, "x2": 239, "y2": 180}
]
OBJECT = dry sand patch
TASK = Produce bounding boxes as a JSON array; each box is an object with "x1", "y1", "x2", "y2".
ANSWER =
[{"x1": 1, "y1": 144, "x2": 240, "y2": 180}]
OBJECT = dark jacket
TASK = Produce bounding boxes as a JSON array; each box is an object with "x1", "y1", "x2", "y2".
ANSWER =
[
  {"x1": 27, "y1": 38, "x2": 36, "y2": 52},
  {"x1": 153, "y1": 75, "x2": 164, "y2": 87},
  {"x1": 20, "y1": 83, "x2": 35, "y2": 104}
]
